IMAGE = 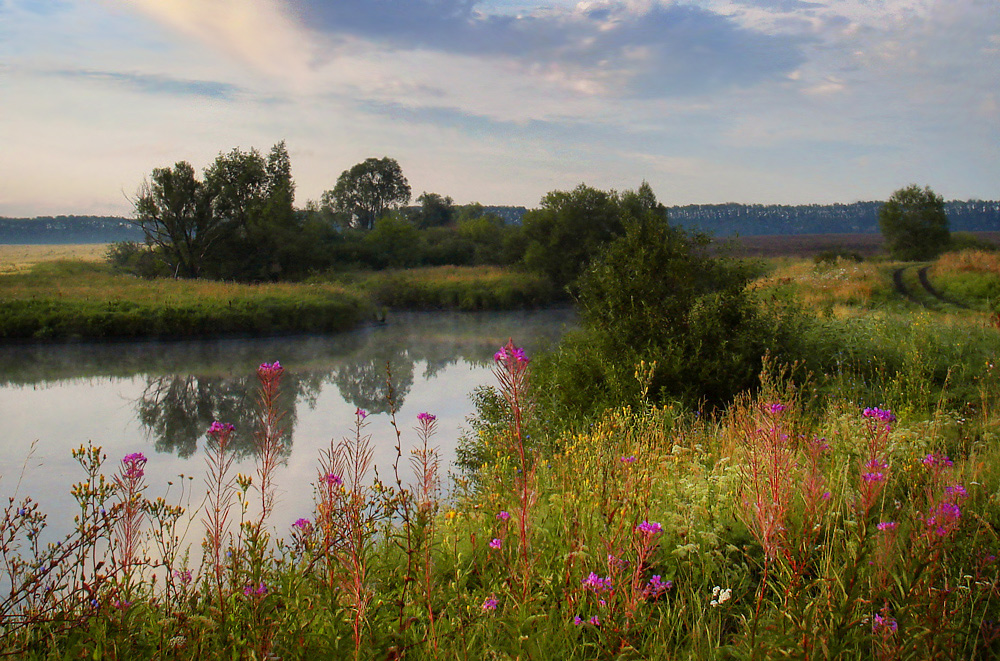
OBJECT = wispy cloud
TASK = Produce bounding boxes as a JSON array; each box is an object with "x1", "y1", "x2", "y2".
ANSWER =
[{"x1": 47, "y1": 68, "x2": 242, "y2": 100}]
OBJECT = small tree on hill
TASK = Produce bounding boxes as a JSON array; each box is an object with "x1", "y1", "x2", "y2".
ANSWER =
[{"x1": 879, "y1": 184, "x2": 950, "y2": 260}]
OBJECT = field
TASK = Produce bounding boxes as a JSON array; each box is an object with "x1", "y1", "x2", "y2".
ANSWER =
[
  {"x1": 0, "y1": 243, "x2": 108, "y2": 274},
  {"x1": 1, "y1": 245, "x2": 1000, "y2": 658}
]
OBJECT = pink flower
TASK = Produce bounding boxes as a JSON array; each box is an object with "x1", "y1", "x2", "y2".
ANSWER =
[
  {"x1": 643, "y1": 575, "x2": 672, "y2": 598},
  {"x1": 589, "y1": 615, "x2": 601, "y2": 626},
  {"x1": 322, "y1": 473, "x2": 343, "y2": 486},
  {"x1": 573, "y1": 615, "x2": 583, "y2": 626},
  {"x1": 863, "y1": 407, "x2": 896, "y2": 423},
  {"x1": 481, "y1": 597, "x2": 498, "y2": 612},
  {"x1": 620, "y1": 455, "x2": 636, "y2": 464},
  {"x1": 122, "y1": 452, "x2": 147, "y2": 479},
  {"x1": 497, "y1": 511, "x2": 511, "y2": 521},
  {"x1": 355, "y1": 408, "x2": 367, "y2": 419},
  {"x1": 207, "y1": 421, "x2": 235, "y2": 437},
  {"x1": 582, "y1": 572, "x2": 613, "y2": 594},
  {"x1": 768, "y1": 403, "x2": 787, "y2": 415},
  {"x1": 417, "y1": 412, "x2": 436, "y2": 423},
  {"x1": 877, "y1": 521, "x2": 898, "y2": 532},
  {"x1": 489, "y1": 538, "x2": 502, "y2": 550},
  {"x1": 636, "y1": 520, "x2": 663, "y2": 536},
  {"x1": 292, "y1": 518, "x2": 311, "y2": 530},
  {"x1": 922, "y1": 453, "x2": 953, "y2": 468},
  {"x1": 172, "y1": 569, "x2": 192, "y2": 585}
]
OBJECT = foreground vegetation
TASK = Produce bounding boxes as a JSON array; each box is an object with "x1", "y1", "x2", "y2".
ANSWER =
[{"x1": 1, "y1": 334, "x2": 998, "y2": 659}]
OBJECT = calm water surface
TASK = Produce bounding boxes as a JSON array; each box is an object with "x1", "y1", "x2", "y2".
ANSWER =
[{"x1": 0, "y1": 309, "x2": 572, "y2": 543}]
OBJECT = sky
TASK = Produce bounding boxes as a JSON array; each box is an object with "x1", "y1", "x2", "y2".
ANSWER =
[{"x1": 1, "y1": 0, "x2": 997, "y2": 217}]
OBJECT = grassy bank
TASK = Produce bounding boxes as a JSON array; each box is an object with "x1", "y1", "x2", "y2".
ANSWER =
[
  {"x1": 0, "y1": 261, "x2": 371, "y2": 340},
  {"x1": 0, "y1": 259, "x2": 559, "y2": 341}
]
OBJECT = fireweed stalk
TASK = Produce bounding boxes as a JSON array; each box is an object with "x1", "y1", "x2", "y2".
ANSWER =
[
  {"x1": 858, "y1": 407, "x2": 895, "y2": 520},
  {"x1": 112, "y1": 451, "x2": 147, "y2": 598},
  {"x1": 318, "y1": 406, "x2": 375, "y2": 655},
  {"x1": 203, "y1": 421, "x2": 237, "y2": 605},
  {"x1": 493, "y1": 340, "x2": 534, "y2": 601},
  {"x1": 412, "y1": 411, "x2": 441, "y2": 649},
  {"x1": 255, "y1": 361, "x2": 286, "y2": 527}
]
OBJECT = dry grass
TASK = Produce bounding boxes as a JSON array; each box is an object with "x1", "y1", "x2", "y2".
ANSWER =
[
  {"x1": 754, "y1": 257, "x2": 888, "y2": 309},
  {"x1": 932, "y1": 249, "x2": 1000, "y2": 276},
  {"x1": 0, "y1": 244, "x2": 108, "y2": 274}
]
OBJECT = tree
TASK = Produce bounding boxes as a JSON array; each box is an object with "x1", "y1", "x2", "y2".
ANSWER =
[
  {"x1": 879, "y1": 184, "x2": 950, "y2": 260},
  {"x1": 413, "y1": 192, "x2": 456, "y2": 228},
  {"x1": 132, "y1": 161, "x2": 218, "y2": 277},
  {"x1": 520, "y1": 184, "x2": 627, "y2": 289},
  {"x1": 325, "y1": 157, "x2": 411, "y2": 230}
]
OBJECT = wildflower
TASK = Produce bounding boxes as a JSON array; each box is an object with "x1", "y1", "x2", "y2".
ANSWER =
[
  {"x1": 863, "y1": 407, "x2": 897, "y2": 423},
  {"x1": 922, "y1": 453, "x2": 953, "y2": 468},
  {"x1": 862, "y1": 471, "x2": 886, "y2": 483},
  {"x1": 589, "y1": 615, "x2": 601, "y2": 626},
  {"x1": 582, "y1": 572, "x2": 613, "y2": 594},
  {"x1": 322, "y1": 473, "x2": 343, "y2": 486},
  {"x1": 636, "y1": 520, "x2": 663, "y2": 536},
  {"x1": 207, "y1": 421, "x2": 235, "y2": 437},
  {"x1": 710, "y1": 586, "x2": 732, "y2": 607},
  {"x1": 945, "y1": 483, "x2": 968, "y2": 499},
  {"x1": 573, "y1": 615, "x2": 583, "y2": 626},
  {"x1": 872, "y1": 613, "x2": 898, "y2": 634},
  {"x1": 497, "y1": 511, "x2": 511, "y2": 521},
  {"x1": 417, "y1": 412, "x2": 436, "y2": 423},
  {"x1": 494, "y1": 344, "x2": 529, "y2": 364},
  {"x1": 243, "y1": 582, "x2": 267, "y2": 597},
  {"x1": 620, "y1": 455, "x2": 637, "y2": 464},
  {"x1": 481, "y1": 597, "x2": 498, "y2": 612},
  {"x1": 122, "y1": 452, "x2": 147, "y2": 479},
  {"x1": 292, "y1": 518, "x2": 311, "y2": 531},
  {"x1": 489, "y1": 538, "x2": 502, "y2": 550},
  {"x1": 877, "y1": 521, "x2": 898, "y2": 532},
  {"x1": 173, "y1": 569, "x2": 193, "y2": 585},
  {"x1": 355, "y1": 408, "x2": 367, "y2": 419},
  {"x1": 643, "y1": 575, "x2": 672, "y2": 598},
  {"x1": 258, "y1": 361, "x2": 283, "y2": 375},
  {"x1": 821, "y1": 492, "x2": 832, "y2": 500},
  {"x1": 768, "y1": 403, "x2": 787, "y2": 415}
]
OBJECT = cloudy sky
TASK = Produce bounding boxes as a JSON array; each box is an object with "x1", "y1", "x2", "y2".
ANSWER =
[{"x1": 1, "y1": 0, "x2": 997, "y2": 216}]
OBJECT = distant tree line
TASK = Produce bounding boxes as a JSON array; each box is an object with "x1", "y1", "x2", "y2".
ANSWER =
[{"x1": 5, "y1": 200, "x2": 998, "y2": 246}]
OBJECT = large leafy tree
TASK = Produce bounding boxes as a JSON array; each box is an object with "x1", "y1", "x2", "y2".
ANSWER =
[
  {"x1": 132, "y1": 161, "x2": 219, "y2": 277},
  {"x1": 879, "y1": 184, "x2": 950, "y2": 260},
  {"x1": 520, "y1": 184, "x2": 627, "y2": 290},
  {"x1": 324, "y1": 157, "x2": 411, "y2": 230}
]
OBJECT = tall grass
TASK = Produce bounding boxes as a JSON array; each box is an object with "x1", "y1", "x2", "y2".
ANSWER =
[{"x1": 1, "y1": 337, "x2": 998, "y2": 658}]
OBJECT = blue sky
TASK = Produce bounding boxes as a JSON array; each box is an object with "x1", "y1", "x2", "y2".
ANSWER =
[{"x1": 1, "y1": 0, "x2": 997, "y2": 216}]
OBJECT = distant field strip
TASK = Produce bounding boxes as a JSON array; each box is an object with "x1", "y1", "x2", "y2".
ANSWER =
[{"x1": 0, "y1": 244, "x2": 107, "y2": 274}]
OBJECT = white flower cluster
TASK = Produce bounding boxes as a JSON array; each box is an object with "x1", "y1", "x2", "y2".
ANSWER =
[{"x1": 710, "y1": 586, "x2": 732, "y2": 607}]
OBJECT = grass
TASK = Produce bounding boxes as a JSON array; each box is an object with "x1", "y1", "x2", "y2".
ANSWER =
[
  {"x1": 0, "y1": 261, "x2": 371, "y2": 340},
  {"x1": 929, "y1": 250, "x2": 1000, "y2": 310},
  {"x1": 0, "y1": 244, "x2": 107, "y2": 274}
]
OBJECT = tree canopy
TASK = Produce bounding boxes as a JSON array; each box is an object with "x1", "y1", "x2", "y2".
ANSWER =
[
  {"x1": 324, "y1": 157, "x2": 411, "y2": 230},
  {"x1": 878, "y1": 184, "x2": 950, "y2": 260}
]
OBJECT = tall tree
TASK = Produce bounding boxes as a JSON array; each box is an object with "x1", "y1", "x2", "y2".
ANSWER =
[
  {"x1": 879, "y1": 184, "x2": 950, "y2": 260},
  {"x1": 414, "y1": 192, "x2": 456, "y2": 228},
  {"x1": 132, "y1": 161, "x2": 218, "y2": 277},
  {"x1": 325, "y1": 157, "x2": 411, "y2": 230}
]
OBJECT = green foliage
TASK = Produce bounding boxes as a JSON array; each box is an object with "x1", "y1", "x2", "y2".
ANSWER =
[
  {"x1": 521, "y1": 183, "x2": 628, "y2": 289},
  {"x1": 323, "y1": 156, "x2": 411, "y2": 230},
  {"x1": 879, "y1": 184, "x2": 950, "y2": 261},
  {"x1": 533, "y1": 185, "x2": 811, "y2": 417}
]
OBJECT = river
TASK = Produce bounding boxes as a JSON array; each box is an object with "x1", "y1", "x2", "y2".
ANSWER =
[{"x1": 0, "y1": 309, "x2": 573, "y2": 545}]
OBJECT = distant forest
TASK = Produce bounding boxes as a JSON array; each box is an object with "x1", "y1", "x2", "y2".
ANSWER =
[{"x1": 1, "y1": 200, "x2": 998, "y2": 244}]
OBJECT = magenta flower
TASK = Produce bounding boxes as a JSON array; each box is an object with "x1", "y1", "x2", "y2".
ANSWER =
[
  {"x1": 582, "y1": 572, "x2": 613, "y2": 594},
  {"x1": 922, "y1": 453, "x2": 953, "y2": 468},
  {"x1": 122, "y1": 452, "x2": 147, "y2": 479},
  {"x1": 489, "y1": 538, "x2": 502, "y2": 550},
  {"x1": 322, "y1": 473, "x2": 343, "y2": 487},
  {"x1": 494, "y1": 344, "x2": 529, "y2": 364},
  {"x1": 872, "y1": 613, "x2": 898, "y2": 634},
  {"x1": 863, "y1": 407, "x2": 896, "y2": 423},
  {"x1": 292, "y1": 518, "x2": 311, "y2": 530},
  {"x1": 589, "y1": 615, "x2": 601, "y2": 626},
  {"x1": 945, "y1": 483, "x2": 968, "y2": 499},
  {"x1": 877, "y1": 521, "x2": 898, "y2": 532},
  {"x1": 768, "y1": 403, "x2": 787, "y2": 415},
  {"x1": 355, "y1": 408, "x2": 367, "y2": 419},
  {"x1": 497, "y1": 511, "x2": 511, "y2": 521},
  {"x1": 620, "y1": 455, "x2": 637, "y2": 464},
  {"x1": 258, "y1": 361, "x2": 283, "y2": 374},
  {"x1": 417, "y1": 412, "x2": 437, "y2": 423},
  {"x1": 643, "y1": 575, "x2": 672, "y2": 598},
  {"x1": 243, "y1": 582, "x2": 268, "y2": 597},
  {"x1": 207, "y1": 421, "x2": 236, "y2": 437},
  {"x1": 481, "y1": 597, "x2": 498, "y2": 612},
  {"x1": 636, "y1": 520, "x2": 663, "y2": 536},
  {"x1": 172, "y1": 569, "x2": 192, "y2": 585},
  {"x1": 821, "y1": 491, "x2": 832, "y2": 500},
  {"x1": 862, "y1": 472, "x2": 886, "y2": 483},
  {"x1": 573, "y1": 615, "x2": 583, "y2": 626}
]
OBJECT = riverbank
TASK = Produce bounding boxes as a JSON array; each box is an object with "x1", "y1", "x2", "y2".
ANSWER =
[{"x1": 0, "y1": 259, "x2": 561, "y2": 341}]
